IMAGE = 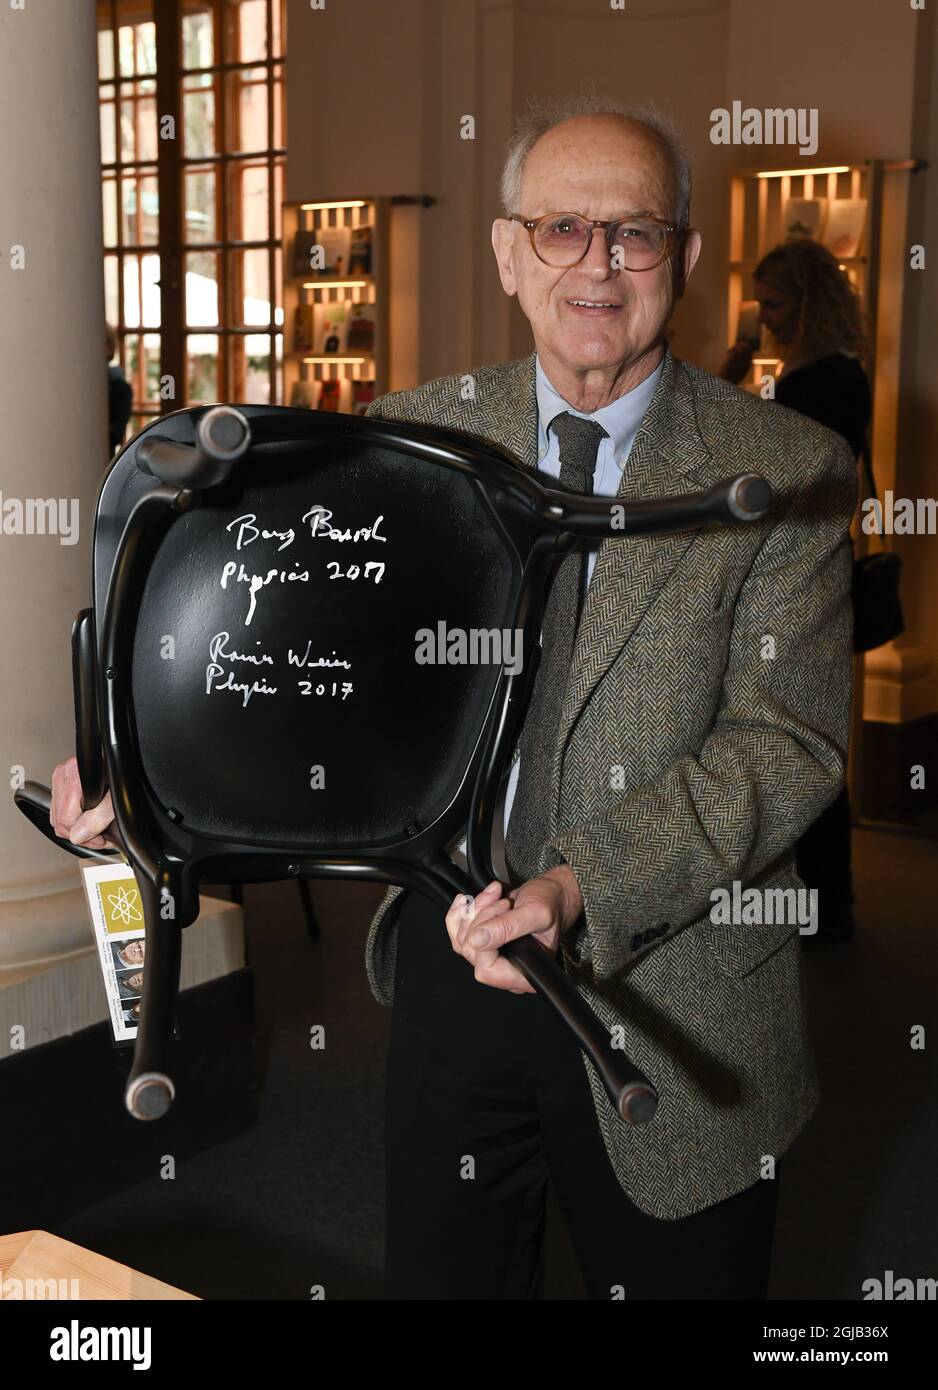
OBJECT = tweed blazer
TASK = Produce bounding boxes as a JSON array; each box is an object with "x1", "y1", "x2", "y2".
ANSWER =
[{"x1": 363, "y1": 343, "x2": 857, "y2": 1220}]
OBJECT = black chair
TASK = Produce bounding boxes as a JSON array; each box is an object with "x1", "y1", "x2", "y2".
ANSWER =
[{"x1": 15, "y1": 403, "x2": 771, "y2": 1127}]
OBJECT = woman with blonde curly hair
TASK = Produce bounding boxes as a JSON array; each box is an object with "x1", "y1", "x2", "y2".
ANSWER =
[
  {"x1": 722, "y1": 237, "x2": 872, "y2": 942},
  {"x1": 721, "y1": 237, "x2": 871, "y2": 455}
]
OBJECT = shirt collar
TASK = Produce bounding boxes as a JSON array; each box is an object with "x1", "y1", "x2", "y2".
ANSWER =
[{"x1": 535, "y1": 352, "x2": 664, "y2": 459}]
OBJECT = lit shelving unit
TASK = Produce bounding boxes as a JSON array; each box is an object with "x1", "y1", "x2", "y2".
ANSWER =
[{"x1": 281, "y1": 196, "x2": 390, "y2": 413}]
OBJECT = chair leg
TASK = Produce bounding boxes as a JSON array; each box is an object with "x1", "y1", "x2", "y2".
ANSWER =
[{"x1": 297, "y1": 878, "x2": 320, "y2": 940}]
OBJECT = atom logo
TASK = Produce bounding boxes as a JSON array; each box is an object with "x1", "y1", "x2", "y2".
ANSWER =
[{"x1": 106, "y1": 884, "x2": 143, "y2": 927}]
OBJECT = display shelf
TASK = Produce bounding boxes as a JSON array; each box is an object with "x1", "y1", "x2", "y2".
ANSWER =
[{"x1": 281, "y1": 196, "x2": 389, "y2": 414}]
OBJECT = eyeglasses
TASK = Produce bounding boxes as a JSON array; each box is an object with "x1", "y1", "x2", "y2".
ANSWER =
[{"x1": 507, "y1": 212, "x2": 687, "y2": 271}]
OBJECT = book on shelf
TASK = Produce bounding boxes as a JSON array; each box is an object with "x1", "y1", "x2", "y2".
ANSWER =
[
  {"x1": 312, "y1": 300, "x2": 348, "y2": 354},
  {"x1": 292, "y1": 302, "x2": 316, "y2": 353},
  {"x1": 317, "y1": 379, "x2": 343, "y2": 412},
  {"x1": 292, "y1": 224, "x2": 351, "y2": 278},
  {"x1": 289, "y1": 379, "x2": 316, "y2": 409},
  {"x1": 348, "y1": 225, "x2": 373, "y2": 275},
  {"x1": 289, "y1": 378, "x2": 355, "y2": 412},
  {"x1": 352, "y1": 380, "x2": 375, "y2": 415},
  {"x1": 292, "y1": 226, "x2": 319, "y2": 277},
  {"x1": 782, "y1": 197, "x2": 828, "y2": 242},
  {"x1": 822, "y1": 199, "x2": 867, "y2": 259},
  {"x1": 346, "y1": 301, "x2": 376, "y2": 353}
]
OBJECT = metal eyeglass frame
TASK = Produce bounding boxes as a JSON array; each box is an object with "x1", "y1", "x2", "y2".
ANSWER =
[{"x1": 507, "y1": 212, "x2": 689, "y2": 270}]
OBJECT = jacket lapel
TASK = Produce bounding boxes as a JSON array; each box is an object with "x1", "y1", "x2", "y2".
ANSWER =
[
  {"x1": 554, "y1": 344, "x2": 717, "y2": 772},
  {"x1": 477, "y1": 352, "x2": 539, "y2": 471},
  {"x1": 472, "y1": 343, "x2": 720, "y2": 782}
]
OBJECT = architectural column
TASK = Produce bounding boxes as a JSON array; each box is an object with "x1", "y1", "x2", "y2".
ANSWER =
[{"x1": 0, "y1": 1, "x2": 108, "y2": 982}]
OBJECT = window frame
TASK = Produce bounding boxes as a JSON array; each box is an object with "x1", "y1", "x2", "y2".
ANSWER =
[{"x1": 97, "y1": 0, "x2": 286, "y2": 430}]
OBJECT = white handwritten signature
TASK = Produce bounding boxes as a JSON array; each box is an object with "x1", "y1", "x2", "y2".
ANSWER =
[{"x1": 226, "y1": 507, "x2": 386, "y2": 552}]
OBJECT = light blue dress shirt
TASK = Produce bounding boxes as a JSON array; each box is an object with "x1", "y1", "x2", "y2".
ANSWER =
[{"x1": 454, "y1": 351, "x2": 663, "y2": 871}]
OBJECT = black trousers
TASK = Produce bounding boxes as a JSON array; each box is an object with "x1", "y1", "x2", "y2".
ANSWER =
[
  {"x1": 796, "y1": 785, "x2": 854, "y2": 918},
  {"x1": 384, "y1": 890, "x2": 780, "y2": 1300}
]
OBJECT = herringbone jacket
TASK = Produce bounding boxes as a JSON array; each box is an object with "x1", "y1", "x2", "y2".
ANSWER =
[{"x1": 363, "y1": 343, "x2": 857, "y2": 1220}]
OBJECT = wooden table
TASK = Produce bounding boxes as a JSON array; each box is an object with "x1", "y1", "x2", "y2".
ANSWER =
[{"x1": 0, "y1": 1230, "x2": 198, "y2": 1300}]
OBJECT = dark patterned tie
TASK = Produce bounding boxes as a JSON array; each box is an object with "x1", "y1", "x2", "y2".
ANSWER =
[{"x1": 504, "y1": 412, "x2": 608, "y2": 884}]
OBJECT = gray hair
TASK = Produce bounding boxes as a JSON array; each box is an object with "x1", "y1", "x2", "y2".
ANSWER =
[{"x1": 499, "y1": 93, "x2": 692, "y2": 227}]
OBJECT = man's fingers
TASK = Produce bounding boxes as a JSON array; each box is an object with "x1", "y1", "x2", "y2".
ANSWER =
[
  {"x1": 469, "y1": 882, "x2": 504, "y2": 913},
  {"x1": 472, "y1": 951, "x2": 534, "y2": 993},
  {"x1": 49, "y1": 757, "x2": 117, "y2": 849},
  {"x1": 69, "y1": 798, "x2": 116, "y2": 846},
  {"x1": 445, "y1": 881, "x2": 539, "y2": 989},
  {"x1": 446, "y1": 885, "x2": 500, "y2": 953},
  {"x1": 456, "y1": 897, "x2": 510, "y2": 950},
  {"x1": 50, "y1": 758, "x2": 83, "y2": 838},
  {"x1": 445, "y1": 894, "x2": 472, "y2": 953},
  {"x1": 468, "y1": 899, "x2": 545, "y2": 952}
]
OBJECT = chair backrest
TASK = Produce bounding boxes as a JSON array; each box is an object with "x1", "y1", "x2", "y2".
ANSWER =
[
  {"x1": 92, "y1": 406, "x2": 535, "y2": 862},
  {"x1": 87, "y1": 402, "x2": 769, "y2": 904}
]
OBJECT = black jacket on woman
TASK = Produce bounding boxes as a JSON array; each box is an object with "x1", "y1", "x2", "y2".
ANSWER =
[{"x1": 774, "y1": 351, "x2": 871, "y2": 459}]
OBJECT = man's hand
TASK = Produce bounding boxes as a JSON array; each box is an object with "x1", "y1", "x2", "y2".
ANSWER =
[
  {"x1": 444, "y1": 864, "x2": 584, "y2": 993},
  {"x1": 50, "y1": 756, "x2": 118, "y2": 849}
]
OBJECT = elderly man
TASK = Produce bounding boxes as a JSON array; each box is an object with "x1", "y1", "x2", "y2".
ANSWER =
[
  {"x1": 53, "y1": 95, "x2": 855, "y2": 1303},
  {"x1": 364, "y1": 96, "x2": 855, "y2": 1301}
]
